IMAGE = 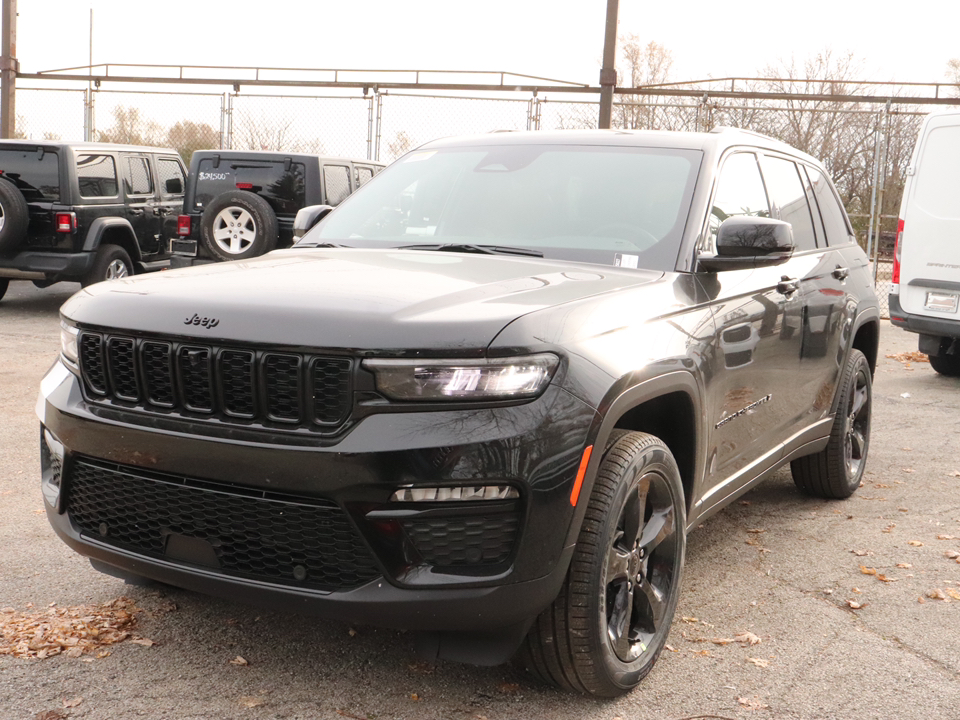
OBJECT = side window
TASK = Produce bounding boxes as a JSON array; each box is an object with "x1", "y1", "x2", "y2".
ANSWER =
[
  {"x1": 123, "y1": 156, "x2": 153, "y2": 196},
  {"x1": 708, "y1": 152, "x2": 770, "y2": 247},
  {"x1": 76, "y1": 154, "x2": 118, "y2": 198},
  {"x1": 806, "y1": 166, "x2": 852, "y2": 246},
  {"x1": 761, "y1": 157, "x2": 818, "y2": 251},
  {"x1": 157, "y1": 158, "x2": 185, "y2": 195},
  {"x1": 323, "y1": 165, "x2": 351, "y2": 205},
  {"x1": 356, "y1": 166, "x2": 374, "y2": 187}
]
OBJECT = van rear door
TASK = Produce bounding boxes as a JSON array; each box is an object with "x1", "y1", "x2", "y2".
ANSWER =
[{"x1": 899, "y1": 113, "x2": 960, "y2": 319}]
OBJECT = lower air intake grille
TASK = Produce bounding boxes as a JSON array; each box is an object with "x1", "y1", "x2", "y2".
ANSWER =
[
  {"x1": 65, "y1": 459, "x2": 381, "y2": 591},
  {"x1": 402, "y1": 514, "x2": 519, "y2": 566}
]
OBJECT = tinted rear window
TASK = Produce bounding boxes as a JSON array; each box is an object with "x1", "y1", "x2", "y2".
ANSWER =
[
  {"x1": 0, "y1": 148, "x2": 60, "y2": 201},
  {"x1": 193, "y1": 158, "x2": 305, "y2": 214}
]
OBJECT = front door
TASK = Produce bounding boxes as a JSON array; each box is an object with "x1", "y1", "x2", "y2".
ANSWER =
[{"x1": 122, "y1": 154, "x2": 162, "y2": 257}]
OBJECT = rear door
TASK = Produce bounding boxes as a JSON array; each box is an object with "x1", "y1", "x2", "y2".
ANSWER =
[
  {"x1": 154, "y1": 155, "x2": 187, "y2": 254},
  {"x1": 899, "y1": 115, "x2": 960, "y2": 320},
  {"x1": 121, "y1": 153, "x2": 162, "y2": 257}
]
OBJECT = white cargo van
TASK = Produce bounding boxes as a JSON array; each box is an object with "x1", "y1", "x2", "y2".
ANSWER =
[{"x1": 889, "y1": 109, "x2": 960, "y2": 376}]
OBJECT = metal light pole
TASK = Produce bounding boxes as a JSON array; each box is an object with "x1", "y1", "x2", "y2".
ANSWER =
[
  {"x1": 1, "y1": 0, "x2": 17, "y2": 139},
  {"x1": 597, "y1": 0, "x2": 619, "y2": 129}
]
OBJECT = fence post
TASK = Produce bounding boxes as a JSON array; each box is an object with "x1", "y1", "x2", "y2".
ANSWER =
[
  {"x1": 83, "y1": 89, "x2": 90, "y2": 141},
  {"x1": 865, "y1": 112, "x2": 882, "y2": 262},
  {"x1": 225, "y1": 92, "x2": 234, "y2": 150},
  {"x1": 366, "y1": 92, "x2": 375, "y2": 160},
  {"x1": 373, "y1": 90, "x2": 382, "y2": 161},
  {"x1": 871, "y1": 101, "x2": 892, "y2": 281}
]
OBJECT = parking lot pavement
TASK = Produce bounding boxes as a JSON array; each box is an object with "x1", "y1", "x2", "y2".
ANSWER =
[{"x1": 2, "y1": 281, "x2": 959, "y2": 720}]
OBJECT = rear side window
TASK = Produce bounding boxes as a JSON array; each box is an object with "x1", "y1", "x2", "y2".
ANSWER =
[
  {"x1": 356, "y1": 166, "x2": 374, "y2": 187},
  {"x1": 157, "y1": 158, "x2": 185, "y2": 195},
  {"x1": 762, "y1": 157, "x2": 818, "y2": 251},
  {"x1": 323, "y1": 165, "x2": 351, "y2": 205},
  {"x1": 913, "y1": 125, "x2": 960, "y2": 219},
  {"x1": 805, "y1": 166, "x2": 852, "y2": 245},
  {"x1": 77, "y1": 154, "x2": 118, "y2": 198},
  {"x1": 193, "y1": 158, "x2": 305, "y2": 214},
  {"x1": 123, "y1": 156, "x2": 153, "y2": 196},
  {"x1": 0, "y1": 148, "x2": 60, "y2": 201}
]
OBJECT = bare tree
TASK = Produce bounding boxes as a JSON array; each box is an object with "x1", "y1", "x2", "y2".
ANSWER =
[
  {"x1": 614, "y1": 38, "x2": 692, "y2": 131},
  {"x1": 386, "y1": 130, "x2": 413, "y2": 161},
  {"x1": 167, "y1": 120, "x2": 219, "y2": 164},
  {"x1": 236, "y1": 110, "x2": 294, "y2": 151},
  {"x1": 97, "y1": 106, "x2": 165, "y2": 146},
  {"x1": 948, "y1": 58, "x2": 960, "y2": 96}
]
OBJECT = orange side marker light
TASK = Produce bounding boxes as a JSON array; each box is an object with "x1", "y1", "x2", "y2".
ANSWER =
[{"x1": 569, "y1": 445, "x2": 594, "y2": 507}]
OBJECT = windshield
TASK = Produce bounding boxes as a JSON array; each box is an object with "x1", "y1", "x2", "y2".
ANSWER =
[{"x1": 304, "y1": 143, "x2": 701, "y2": 271}]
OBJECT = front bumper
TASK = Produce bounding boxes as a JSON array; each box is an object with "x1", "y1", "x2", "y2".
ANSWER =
[{"x1": 38, "y1": 360, "x2": 595, "y2": 633}]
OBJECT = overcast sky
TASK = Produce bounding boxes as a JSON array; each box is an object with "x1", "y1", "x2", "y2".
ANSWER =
[{"x1": 15, "y1": 0, "x2": 960, "y2": 91}]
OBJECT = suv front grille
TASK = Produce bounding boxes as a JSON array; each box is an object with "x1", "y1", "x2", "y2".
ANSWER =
[
  {"x1": 77, "y1": 331, "x2": 353, "y2": 432},
  {"x1": 65, "y1": 458, "x2": 381, "y2": 591}
]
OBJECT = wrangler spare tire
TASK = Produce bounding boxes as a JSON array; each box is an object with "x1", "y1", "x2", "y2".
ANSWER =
[
  {"x1": 0, "y1": 180, "x2": 29, "y2": 253},
  {"x1": 199, "y1": 191, "x2": 278, "y2": 262}
]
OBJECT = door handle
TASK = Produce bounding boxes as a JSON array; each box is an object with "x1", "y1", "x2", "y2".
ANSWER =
[
  {"x1": 152, "y1": 208, "x2": 161, "y2": 215},
  {"x1": 832, "y1": 266, "x2": 849, "y2": 281},
  {"x1": 777, "y1": 276, "x2": 800, "y2": 295},
  {"x1": 129, "y1": 208, "x2": 144, "y2": 216}
]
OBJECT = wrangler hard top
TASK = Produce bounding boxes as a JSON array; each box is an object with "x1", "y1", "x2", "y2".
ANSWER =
[
  {"x1": 0, "y1": 140, "x2": 187, "y2": 301},
  {"x1": 174, "y1": 149, "x2": 384, "y2": 262}
]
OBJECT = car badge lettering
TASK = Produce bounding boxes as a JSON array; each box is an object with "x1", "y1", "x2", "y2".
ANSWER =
[{"x1": 184, "y1": 313, "x2": 219, "y2": 329}]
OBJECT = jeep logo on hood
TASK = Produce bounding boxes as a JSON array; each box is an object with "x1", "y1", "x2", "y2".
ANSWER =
[{"x1": 184, "y1": 313, "x2": 219, "y2": 329}]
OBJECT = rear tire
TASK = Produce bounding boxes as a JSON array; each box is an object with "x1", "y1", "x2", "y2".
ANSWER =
[
  {"x1": 0, "y1": 180, "x2": 29, "y2": 252},
  {"x1": 200, "y1": 191, "x2": 278, "y2": 261},
  {"x1": 0, "y1": 278, "x2": 8, "y2": 302},
  {"x1": 929, "y1": 352, "x2": 960, "y2": 377},
  {"x1": 791, "y1": 349, "x2": 871, "y2": 498},
  {"x1": 81, "y1": 245, "x2": 133, "y2": 288},
  {"x1": 517, "y1": 432, "x2": 686, "y2": 696}
]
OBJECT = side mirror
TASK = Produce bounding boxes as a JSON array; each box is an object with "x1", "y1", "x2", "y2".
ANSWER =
[
  {"x1": 293, "y1": 204, "x2": 334, "y2": 239},
  {"x1": 165, "y1": 177, "x2": 183, "y2": 194},
  {"x1": 698, "y1": 217, "x2": 794, "y2": 272}
]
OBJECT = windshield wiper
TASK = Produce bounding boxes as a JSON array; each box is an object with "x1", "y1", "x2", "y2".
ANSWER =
[{"x1": 398, "y1": 243, "x2": 543, "y2": 258}]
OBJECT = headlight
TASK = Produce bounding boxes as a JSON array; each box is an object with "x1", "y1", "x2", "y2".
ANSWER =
[
  {"x1": 60, "y1": 320, "x2": 79, "y2": 366},
  {"x1": 363, "y1": 353, "x2": 558, "y2": 401}
]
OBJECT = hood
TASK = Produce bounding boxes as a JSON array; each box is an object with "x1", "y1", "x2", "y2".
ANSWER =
[{"x1": 61, "y1": 248, "x2": 662, "y2": 354}]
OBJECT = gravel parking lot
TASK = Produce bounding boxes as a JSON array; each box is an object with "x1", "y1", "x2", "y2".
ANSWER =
[{"x1": 2, "y1": 280, "x2": 959, "y2": 720}]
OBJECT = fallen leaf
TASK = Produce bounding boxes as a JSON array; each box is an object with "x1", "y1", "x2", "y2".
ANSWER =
[
  {"x1": 734, "y1": 631, "x2": 762, "y2": 645},
  {"x1": 348, "y1": 628, "x2": 357, "y2": 637},
  {"x1": 847, "y1": 600, "x2": 867, "y2": 609},
  {"x1": 238, "y1": 696, "x2": 264, "y2": 708},
  {"x1": 408, "y1": 661, "x2": 434, "y2": 674},
  {"x1": 860, "y1": 565, "x2": 877, "y2": 575},
  {"x1": 692, "y1": 649, "x2": 711, "y2": 657},
  {"x1": 902, "y1": 469, "x2": 915, "y2": 474},
  {"x1": 746, "y1": 528, "x2": 766, "y2": 534},
  {"x1": 681, "y1": 616, "x2": 699, "y2": 623},
  {"x1": 876, "y1": 574, "x2": 897, "y2": 583},
  {"x1": 897, "y1": 563, "x2": 913, "y2": 569},
  {"x1": 498, "y1": 682, "x2": 520, "y2": 693},
  {"x1": 410, "y1": 693, "x2": 421, "y2": 701},
  {"x1": 908, "y1": 540, "x2": 924, "y2": 547},
  {"x1": 949, "y1": 471, "x2": 960, "y2": 478},
  {"x1": 944, "y1": 551, "x2": 960, "y2": 559},
  {"x1": 937, "y1": 535, "x2": 957, "y2": 540},
  {"x1": 883, "y1": 524, "x2": 896, "y2": 533},
  {"x1": 230, "y1": 656, "x2": 249, "y2": 666},
  {"x1": 35, "y1": 711, "x2": 67, "y2": 720},
  {"x1": 738, "y1": 696, "x2": 770, "y2": 710},
  {"x1": 947, "y1": 589, "x2": 960, "y2": 601},
  {"x1": 664, "y1": 644, "x2": 679, "y2": 653},
  {"x1": 131, "y1": 637, "x2": 155, "y2": 647},
  {"x1": 918, "y1": 596, "x2": 926, "y2": 604},
  {"x1": 851, "y1": 549, "x2": 873, "y2": 557},
  {"x1": 746, "y1": 657, "x2": 769, "y2": 667},
  {"x1": 739, "y1": 500, "x2": 751, "y2": 506},
  {"x1": 62, "y1": 698, "x2": 83, "y2": 709},
  {"x1": 710, "y1": 638, "x2": 734, "y2": 646},
  {"x1": 927, "y1": 589, "x2": 947, "y2": 600}
]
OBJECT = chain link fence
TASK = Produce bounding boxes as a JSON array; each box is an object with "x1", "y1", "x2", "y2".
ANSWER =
[{"x1": 13, "y1": 81, "x2": 951, "y2": 317}]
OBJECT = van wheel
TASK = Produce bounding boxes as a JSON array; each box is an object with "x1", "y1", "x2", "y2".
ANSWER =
[
  {"x1": 200, "y1": 191, "x2": 278, "y2": 261},
  {"x1": 791, "y1": 349, "x2": 871, "y2": 498},
  {"x1": 0, "y1": 180, "x2": 29, "y2": 252},
  {"x1": 517, "y1": 432, "x2": 686, "y2": 697},
  {"x1": 929, "y1": 352, "x2": 960, "y2": 377},
  {"x1": 0, "y1": 278, "x2": 8, "y2": 302},
  {"x1": 81, "y1": 245, "x2": 134, "y2": 288}
]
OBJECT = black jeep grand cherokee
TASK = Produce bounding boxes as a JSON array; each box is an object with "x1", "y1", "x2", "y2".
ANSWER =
[{"x1": 39, "y1": 129, "x2": 879, "y2": 696}]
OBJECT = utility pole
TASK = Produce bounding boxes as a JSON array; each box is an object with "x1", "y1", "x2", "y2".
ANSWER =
[
  {"x1": 1, "y1": 0, "x2": 17, "y2": 139},
  {"x1": 597, "y1": 0, "x2": 619, "y2": 129}
]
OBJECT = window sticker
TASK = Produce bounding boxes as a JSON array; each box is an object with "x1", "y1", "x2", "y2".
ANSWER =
[{"x1": 615, "y1": 253, "x2": 640, "y2": 269}]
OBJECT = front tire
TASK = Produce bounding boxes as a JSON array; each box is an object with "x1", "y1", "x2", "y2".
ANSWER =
[
  {"x1": 81, "y1": 245, "x2": 133, "y2": 288},
  {"x1": 0, "y1": 278, "x2": 8, "y2": 302},
  {"x1": 791, "y1": 348, "x2": 872, "y2": 498},
  {"x1": 200, "y1": 191, "x2": 278, "y2": 261},
  {"x1": 517, "y1": 432, "x2": 686, "y2": 696}
]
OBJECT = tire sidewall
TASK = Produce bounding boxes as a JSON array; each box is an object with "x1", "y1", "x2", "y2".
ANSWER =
[
  {"x1": 200, "y1": 192, "x2": 278, "y2": 262},
  {"x1": 591, "y1": 441, "x2": 687, "y2": 691},
  {"x1": 0, "y1": 180, "x2": 30, "y2": 253},
  {"x1": 838, "y1": 350, "x2": 872, "y2": 493},
  {"x1": 82, "y1": 245, "x2": 133, "y2": 288}
]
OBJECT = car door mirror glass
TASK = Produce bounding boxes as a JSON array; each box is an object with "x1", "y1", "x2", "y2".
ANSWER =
[{"x1": 165, "y1": 177, "x2": 183, "y2": 194}]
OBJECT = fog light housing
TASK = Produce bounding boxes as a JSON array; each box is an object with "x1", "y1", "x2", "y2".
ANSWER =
[
  {"x1": 40, "y1": 428, "x2": 65, "y2": 508},
  {"x1": 390, "y1": 485, "x2": 519, "y2": 502}
]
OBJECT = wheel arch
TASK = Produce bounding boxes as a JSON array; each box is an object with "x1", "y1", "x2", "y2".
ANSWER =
[
  {"x1": 850, "y1": 311, "x2": 880, "y2": 376},
  {"x1": 563, "y1": 371, "x2": 703, "y2": 549},
  {"x1": 82, "y1": 218, "x2": 142, "y2": 262}
]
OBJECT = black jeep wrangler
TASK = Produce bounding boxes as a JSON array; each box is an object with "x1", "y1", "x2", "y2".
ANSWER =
[
  {"x1": 41, "y1": 129, "x2": 879, "y2": 696},
  {"x1": 0, "y1": 141, "x2": 187, "y2": 301},
  {"x1": 174, "y1": 150, "x2": 384, "y2": 262}
]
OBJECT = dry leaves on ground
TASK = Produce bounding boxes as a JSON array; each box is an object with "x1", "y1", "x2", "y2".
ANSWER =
[
  {"x1": 238, "y1": 696, "x2": 264, "y2": 708},
  {"x1": 746, "y1": 657, "x2": 770, "y2": 668},
  {"x1": 847, "y1": 600, "x2": 868, "y2": 610},
  {"x1": 908, "y1": 540, "x2": 924, "y2": 547},
  {"x1": 0, "y1": 597, "x2": 138, "y2": 660},
  {"x1": 886, "y1": 351, "x2": 928, "y2": 364},
  {"x1": 35, "y1": 711, "x2": 67, "y2": 720},
  {"x1": 230, "y1": 655, "x2": 249, "y2": 666},
  {"x1": 738, "y1": 696, "x2": 770, "y2": 710}
]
